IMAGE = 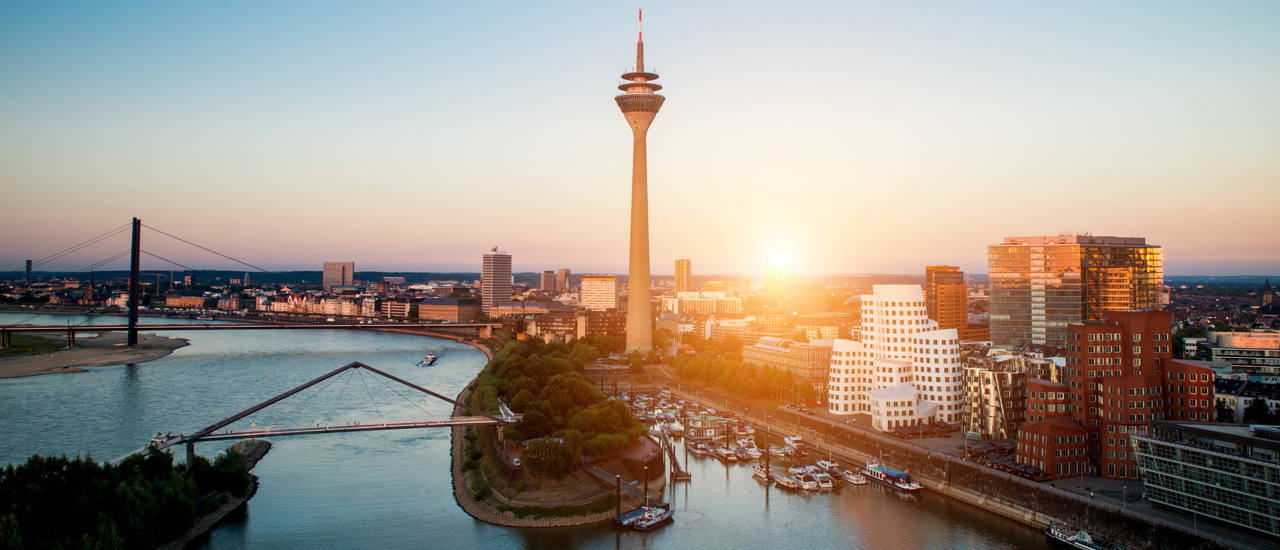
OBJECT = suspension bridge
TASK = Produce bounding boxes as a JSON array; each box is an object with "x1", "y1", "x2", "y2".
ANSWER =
[{"x1": 0, "y1": 217, "x2": 501, "y2": 347}]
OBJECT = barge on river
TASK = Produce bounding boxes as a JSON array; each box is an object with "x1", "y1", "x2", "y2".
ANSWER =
[{"x1": 1045, "y1": 523, "x2": 1130, "y2": 550}]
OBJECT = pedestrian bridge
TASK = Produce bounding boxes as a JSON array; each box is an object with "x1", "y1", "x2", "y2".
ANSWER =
[{"x1": 121, "y1": 361, "x2": 519, "y2": 464}]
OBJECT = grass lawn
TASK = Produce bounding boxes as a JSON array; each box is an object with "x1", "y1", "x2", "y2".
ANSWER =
[{"x1": 0, "y1": 334, "x2": 65, "y2": 359}]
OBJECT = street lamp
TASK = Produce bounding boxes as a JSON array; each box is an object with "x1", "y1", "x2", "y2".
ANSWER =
[{"x1": 1122, "y1": 485, "x2": 1127, "y2": 512}]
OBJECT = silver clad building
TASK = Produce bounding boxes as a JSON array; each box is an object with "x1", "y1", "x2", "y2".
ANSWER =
[{"x1": 1133, "y1": 421, "x2": 1280, "y2": 538}]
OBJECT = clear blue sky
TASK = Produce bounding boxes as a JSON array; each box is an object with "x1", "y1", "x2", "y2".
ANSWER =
[{"x1": 2, "y1": 1, "x2": 1277, "y2": 277}]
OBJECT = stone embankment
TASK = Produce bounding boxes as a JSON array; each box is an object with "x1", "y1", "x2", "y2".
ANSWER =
[
  {"x1": 661, "y1": 384, "x2": 1224, "y2": 550},
  {"x1": 158, "y1": 440, "x2": 272, "y2": 550}
]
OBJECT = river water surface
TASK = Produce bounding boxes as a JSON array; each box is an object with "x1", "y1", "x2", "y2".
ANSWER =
[{"x1": 0, "y1": 313, "x2": 1046, "y2": 549}]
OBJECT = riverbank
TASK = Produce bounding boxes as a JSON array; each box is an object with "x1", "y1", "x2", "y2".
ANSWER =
[
  {"x1": 449, "y1": 387, "x2": 643, "y2": 527},
  {"x1": 657, "y1": 381, "x2": 1262, "y2": 550},
  {"x1": 158, "y1": 439, "x2": 272, "y2": 550},
  {"x1": 0, "y1": 332, "x2": 188, "y2": 379}
]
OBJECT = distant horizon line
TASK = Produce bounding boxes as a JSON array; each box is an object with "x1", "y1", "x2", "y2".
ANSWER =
[{"x1": 10, "y1": 269, "x2": 1276, "y2": 280}]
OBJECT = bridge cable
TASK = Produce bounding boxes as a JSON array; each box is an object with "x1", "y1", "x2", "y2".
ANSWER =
[
  {"x1": 323, "y1": 369, "x2": 358, "y2": 429},
  {"x1": 2, "y1": 249, "x2": 132, "y2": 329},
  {"x1": 0, "y1": 222, "x2": 131, "y2": 281},
  {"x1": 142, "y1": 224, "x2": 293, "y2": 285},
  {"x1": 356, "y1": 368, "x2": 387, "y2": 427},
  {"x1": 367, "y1": 372, "x2": 444, "y2": 421},
  {"x1": 258, "y1": 366, "x2": 351, "y2": 434}
]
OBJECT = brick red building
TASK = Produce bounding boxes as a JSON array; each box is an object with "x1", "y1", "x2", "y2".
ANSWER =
[
  {"x1": 1013, "y1": 310, "x2": 1214, "y2": 480},
  {"x1": 1025, "y1": 378, "x2": 1069, "y2": 424},
  {"x1": 1164, "y1": 359, "x2": 1215, "y2": 422},
  {"x1": 1015, "y1": 415, "x2": 1087, "y2": 478}
]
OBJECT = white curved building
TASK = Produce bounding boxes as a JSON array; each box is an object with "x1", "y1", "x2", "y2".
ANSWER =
[{"x1": 827, "y1": 285, "x2": 964, "y2": 430}]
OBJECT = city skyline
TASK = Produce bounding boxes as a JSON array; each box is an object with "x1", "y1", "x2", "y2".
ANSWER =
[{"x1": 2, "y1": 2, "x2": 1278, "y2": 276}]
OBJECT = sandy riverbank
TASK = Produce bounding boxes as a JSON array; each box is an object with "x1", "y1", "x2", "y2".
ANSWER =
[{"x1": 0, "y1": 332, "x2": 188, "y2": 379}]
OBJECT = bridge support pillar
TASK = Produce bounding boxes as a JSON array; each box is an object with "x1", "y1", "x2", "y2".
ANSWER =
[
  {"x1": 186, "y1": 443, "x2": 196, "y2": 473},
  {"x1": 479, "y1": 325, "x2": 492, "y2": 339},
  {"x1": 66, "y1": 330, "x2": 75, "y2": 349},
  {"x1": 1, "y1": 331, "x2": 9, "y2": 349}
]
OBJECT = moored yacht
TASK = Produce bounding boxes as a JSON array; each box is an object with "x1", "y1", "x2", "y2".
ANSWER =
[
  {"x1": 862, "y1": 459, "x2": 921, "y2": 493},
  {"x1": 752, "y1": 464, "x2": 774, "y2": 481},
  {"x1": 840, "y1": 470, "x2": 868, "y2": 485}
]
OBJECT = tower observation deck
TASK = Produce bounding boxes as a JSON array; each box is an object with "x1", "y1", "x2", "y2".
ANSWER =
[{"x1": 617, "y1": 11, "x2": 663, "y2": 353}]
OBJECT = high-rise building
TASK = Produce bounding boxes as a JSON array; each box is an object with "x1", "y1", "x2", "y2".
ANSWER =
[
  {"x1": 826, "y1": 285, "x2": 964, "y2": 428},
  {"x1": 557, "y1": 268, "x2": 572, "y2": 293},
  {"x1": 580, "y1": 275, "x2": 619, "y2": 311},
  {"x1": 322, "y1": 262, "x2": 354, "y2": 291},
  {"x1": 925, "y1": 266, "x2": 965, "y2": 328},
  {"x1": 784, "y1": 282, "x2": 825, "y2": 314},
  {"x1": 988, "y1": 234, "x2": 1163, "y2": 349},
  {"x1": 674, "y1": 258, "x2": 692, "y2": 293},
  {"x1": 481, "y1": 247, "x2": 512, "y2": 316},
  {"x1": 540, "y1": 270, "x2": 556, "y2": 292},
  {"x1": 764, "y1": 248, "x2": 790, "y2": 305},
  {"x1": 1015, "y1": 310, "x2": 1214, "y2": 480},
  {"x1": 616, "y1": 12, "x2": 664, "y2": 352}
]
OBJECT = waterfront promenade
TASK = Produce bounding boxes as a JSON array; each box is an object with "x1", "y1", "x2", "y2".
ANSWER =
[{"x1": 650, "y1": 367, "x2": 1273, "y2": 550}]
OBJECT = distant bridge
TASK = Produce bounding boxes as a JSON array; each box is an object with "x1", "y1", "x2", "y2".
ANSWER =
[
  {"x1": 127, "y1": 361, "x2": 517, "y2": 466},
  {"x1": 0, "y1": 322, "x2": 501, "y2": 348}
]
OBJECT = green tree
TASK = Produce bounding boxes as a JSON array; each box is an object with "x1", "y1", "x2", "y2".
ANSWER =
[
  {"x1": 1242, "y1": 398, "x2": 1274, "y2": 424},
  {"x1": 523, "y1": 438, "x2": 580, "y2": 479},
  {"x1": 1215, "y1": 399, "x2": 1236, "y2": 423},
  {"x1": 628, "y1": 350, "x2": 644, "y2": 373}
]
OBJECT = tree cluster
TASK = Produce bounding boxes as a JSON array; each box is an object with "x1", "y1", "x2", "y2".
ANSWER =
[
  {"x1": 1242, "y1": 398, "x2": 1277, "y2": 425},
  {"x1": 671, "y1": 353, "x2": 814, "y2": 401},
  {"x1": 469, "y1": 338, "x2": 643, "y2": 478},
  {"x1": 0, "y1": 447, "x2": 251, "y2": 550}
]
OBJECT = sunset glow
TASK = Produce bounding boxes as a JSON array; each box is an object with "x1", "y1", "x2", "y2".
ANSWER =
[{"x1": 0, "y1": 2, "x2": 1277, "y2": 276}]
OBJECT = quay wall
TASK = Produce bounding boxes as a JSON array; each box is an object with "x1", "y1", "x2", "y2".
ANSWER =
[{"x1": 661, "y1": 384, "x2": 1222, "y2": 550}]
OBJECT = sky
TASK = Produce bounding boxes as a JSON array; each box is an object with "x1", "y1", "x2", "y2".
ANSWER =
[{"x1": 1, "y1": 1, "x2": 1278, "y2": 278}]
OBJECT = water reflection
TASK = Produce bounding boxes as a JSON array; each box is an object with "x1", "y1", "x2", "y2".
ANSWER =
[{"x1": 0, "y1": 313, "x2": 1046, "y2": 550}]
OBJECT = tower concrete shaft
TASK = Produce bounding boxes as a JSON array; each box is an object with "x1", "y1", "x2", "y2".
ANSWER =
[{"x1": 615, "y1": 14, "x2": 664, "y2": 352}]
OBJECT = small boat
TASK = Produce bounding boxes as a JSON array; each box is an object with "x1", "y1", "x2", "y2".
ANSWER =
[
  {"x1": 813, "y1": 472, "x2": 835, "y2": 490},
  {"x1": 687, "y1": 442, "x2": 713, "y2": 457},
  {"x1": 862, "y1": 459, "x2": 921, "y2": 493},
  {"x1": 418, "y1": 353, "x2": 437, "y2": 367},
  {"x1": 714, "y1": 447, "x2": 739, "y2": 462},
  {"x1": 793, "y1": 473, "x2": 820, "y2": 491},
  {"x1": 752, "y1": 464, "x2": 774, "y2": 481},
  {"x1": 783, "y1": 435, "x2": 805, "y2": 449},
  {"x1": 788, "y1": 464, "x2": 807, "y2": 476},
  {"x1": 614, "y1": 502, "x2": 674, "y2": 531},
  {"x1": 768, "y1": 445, "x2": 790, "y2": 459},
  {"x1": 841, "y1": 470, "x2": 868, "y2": 485},
  {"x1": 1045, "y1": 523, "x2": 1130, "y2": 550},
  {"x1": 775, "y1": 476, "x2": 801, "y2": 490},
  {"x1": 816, "y1": 459, "x2": 840, "y2": 472}
]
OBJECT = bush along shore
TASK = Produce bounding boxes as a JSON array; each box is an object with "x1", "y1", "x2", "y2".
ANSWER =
[
  {"x1": 451, "y1": 337, "x2": 655, "y2": 527},
  {"x1": 0, "y1": 440, "x2": 270, "y2": 550}
]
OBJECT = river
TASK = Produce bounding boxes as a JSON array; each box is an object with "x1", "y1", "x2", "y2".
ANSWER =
[{"x1": 0, "y1": 313, "x2": 1046, "y2": 549}]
